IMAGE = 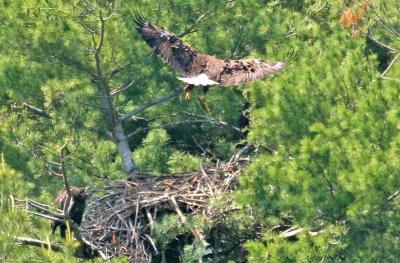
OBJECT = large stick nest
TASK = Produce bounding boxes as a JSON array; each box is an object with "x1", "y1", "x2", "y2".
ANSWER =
[{"x1": 79, "y1": 154, "x2": 249, "y2": 262}]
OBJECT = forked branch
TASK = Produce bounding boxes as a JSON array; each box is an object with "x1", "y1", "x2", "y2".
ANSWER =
[{"x1": 380, "y1": 53, "x2": 400, "y2": 81}]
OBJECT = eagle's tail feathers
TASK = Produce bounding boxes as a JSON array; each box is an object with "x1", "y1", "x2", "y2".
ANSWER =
[{"x1": 177, "y1": 74, "x2": 219, "y2": 86}]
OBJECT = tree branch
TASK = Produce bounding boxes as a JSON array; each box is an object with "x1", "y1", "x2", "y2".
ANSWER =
[
  {"x1": 101, "y1": 2, "x2": 116, "y2": 21},
  {"x1": 109, "y1": 62, "x2": 134, "y2": 79},
  {"x1": 181, "y1": 111, "x2": 241, "y2": 132},
  {"x1": 60, "y1": 141, "x2": 73, "y2": 219},
  {"x1": 110, "y1": 78, "x2": 137, "y2": 96},
  {"x1": 85, "y1": 126, "x2": 114, "y2": 141},
  {"x1": 126, "y1": 119, "x2": 240, "y2": 139},
  {"x1": 125, "y1": 112, "x2": 242, "y2": 140},
  {"x1": 279, "y1": 226, "x2": 324, "y2": 238},
  {"x1": 27, "y1": 211, "x2": 64, "y2": 222},
  {"x1": 96, "y1": 11, "x2": 105, "y2": 52},
  {"x1": 366, "y1": 32, "x2": 398, "y2": 53},
  {"x1": 90, "y1": 10, "x2": 138, "y2": 176},
  {"x1": 119, "y1": 88, "x2": 182, "y2": 121},
  {"x1": 370, "y1": 7, "x2": 400, "y2": 37},
  {"x1": 170, "y1": 196, "x2": 208, "y2": 248},
  {"x1": 374, "y1": 189, "x2": 400, "y2": 215},
  {"x1": 58, "y1": 10, "x2": 95, "y2": 34},
  {"x1": 380, "y1": 53, "x2": 400, "y2": 81},
  {"x1": 21, "y1": 102, "x2": 51, "y2": 118},
  {"x1": 14, "y1": 197, "x2": 64, "y2": 220},
  {"x1": 178, "y1": 11, "x2": 211, "y2": 38},
  {"x1": 15, "y1": 237, "x2": 63, "y2": 252}
]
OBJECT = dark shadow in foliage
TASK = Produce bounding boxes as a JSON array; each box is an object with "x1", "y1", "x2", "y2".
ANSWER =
[
  {"x1": 365, "y1": 36, "x2": 392, "y2": 72},
  {"x1": 152, "y1": 223, "x2": 260, "y2": 263},
  {"x1": 239, "y1": 101, "x2": 251, "y2": 136},
  {"x1": 152, "y1": 233, "x2": 194, "y2": 263}
]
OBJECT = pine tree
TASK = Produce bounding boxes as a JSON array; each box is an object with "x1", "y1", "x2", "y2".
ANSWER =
[{"x1": 0, "y1": 0, "x2": 399, "y2": 262}]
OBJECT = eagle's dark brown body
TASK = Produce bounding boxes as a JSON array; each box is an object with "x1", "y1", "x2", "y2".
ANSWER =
[
  {"x1": 51, "y1": 187, "x2": 87, "y2": 238},
  {"x1": 133, "y1": 14, "x2": 284, "y2": 87}
]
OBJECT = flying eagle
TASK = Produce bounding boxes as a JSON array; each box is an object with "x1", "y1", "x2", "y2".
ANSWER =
[{"x1": 133, "y1": 14, "x2": 284, "y2": 106}]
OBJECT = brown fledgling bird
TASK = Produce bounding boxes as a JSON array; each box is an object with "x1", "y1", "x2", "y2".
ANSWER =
[
  {"x1": 51, "y1": 187, "x2": 88, "y2": 238},
  {"x1": 133, "y1": 13, "x2": 285, "y2": 106}
]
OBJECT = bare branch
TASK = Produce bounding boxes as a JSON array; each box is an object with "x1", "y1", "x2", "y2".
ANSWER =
[
  {"x1": 109, "y1": 62, "x2": 134, "y2": 79},
  {"x1": 15, "y1": 134, "x2": 110, "y2": 179},
  {"x1": 386, "y1": 190, "x2": 400, "y2": 202},
  {"x1": 119, "y1": 88, "x2": 182, "y2": 121},
  {"x1": 60, "y1": 141, "x2": 73, "y2": 218},
  {"x1": 381, "y1": 76, "x2": 400, "y2": 82},
  {"x1": 15, "y1": 140, "x2": 63, "y2": 178},
  {"x1": 182, "y1": 111, "x2": 241, "y2": 132},
  {"x1": 279, "y1": 226, "x2": 324, "y2": 238},
  {"x1": 170, "y1": 196, "x2": 208, "y2": 248},
  {"x1": 102, "y1": 2, "x2": 116, "y2": 21},
  {"x1": 370, "y1": 7, "x2": 400, "y2": 37},
  {"x1": 57, "y1": 10, "x2": 95, "y2": 34},
  {"x1": 14, "y1": 197, "x2": 64, "y2": 219},
  {"x1": 15, "y1": 198, "x2": 63, "y2": 214},
  {"x1": 374, "y1": 189, "x2": 400, "y2": 215},
  {"x1": 366, "y1": 32, "x2": 398, "y2": 53},
  {"x1": 280, "y1": 226, "x2": 304, "y2": 238},
  {"x1": 21, "y1": 102, "x2": 51, "y2": 118},
  {"x1": 233, "y1": 144, "x2": 254, "y2": 162},
  {"x1": 178, "y1": 11, "x2": 211, "y2": 38},
  {"x1": 15, "y1": 237, "x2": 63, "y2": 252},
  {"x1": 381, "y1": 53, "x2": 400, "y2": 81},
  {"x1": 110, "y1": 78, "x2": 136, "y2": 96},
  {"x1": 126, "y1": 118, "x2": 241, "y2": 139},
  {"x1": 96, "y1": 11, "x2": 105, "y2": 52},
  {"x1": 145, "y1": 208, "x2": 155, "y2": 235},
  {"x1": 27, "y1": 211, "x2": 64, "y2": 222},
  {"x1": 85, "y1": 126, "x2": 114, "y2": 141},
  {"x1": 126, "y1": 120, "x2": 206, "y2": 139}
]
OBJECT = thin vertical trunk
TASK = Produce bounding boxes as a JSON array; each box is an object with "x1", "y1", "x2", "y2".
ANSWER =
[
  {"x1": 94, "y1": 64, "x2": 138, "y2": 177},
  {"x1": 92, "y1": 16, "x2": 138, "y2": 178}
]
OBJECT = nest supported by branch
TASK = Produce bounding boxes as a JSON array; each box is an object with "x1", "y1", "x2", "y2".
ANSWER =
[{"x1": 79, "y1": 155, "x2": 248, "y2": 262}]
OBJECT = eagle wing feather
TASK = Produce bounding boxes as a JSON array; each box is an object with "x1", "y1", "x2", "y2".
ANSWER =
[
  {"x1": 133, "y1": 14, "x2": 198, "y2": 75},
  {"x1": 218, "y1": 59, "x2": 284, "y2": 86},
  {"x1": 133, "y1": 14, "x2": 284, "y2": 85}
]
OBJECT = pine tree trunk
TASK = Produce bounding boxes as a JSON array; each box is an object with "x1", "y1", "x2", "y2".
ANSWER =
[
  {"x1": 113, "y1": 121, "x2": 138, "y2": 176},
  {"x1": 94, "y1": 71, "x2": 138, "y2": 177},
  {"x1": 90, "y1": 24, "x2": 139, "y2": 177}
]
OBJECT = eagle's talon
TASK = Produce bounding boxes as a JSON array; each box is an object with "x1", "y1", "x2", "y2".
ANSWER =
[
  {"x1": 185, "y1": 91, "x2": 192, "y2": 100},
  {"x1": 184, "y1": 85, "x2": 194, "y2": 100},
  {"x1": 198, "y1": 95, "x2": 210, "y2": 113}
]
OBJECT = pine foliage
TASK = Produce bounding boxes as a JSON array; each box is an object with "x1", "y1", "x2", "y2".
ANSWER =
[{"x1": 0, "y1": 0, "x2": 399, "y2": 262}]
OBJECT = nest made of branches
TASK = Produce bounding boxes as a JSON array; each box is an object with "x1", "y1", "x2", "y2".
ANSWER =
[{"x1": 79, "y1": 155, "x2": 249, "y2": 262}]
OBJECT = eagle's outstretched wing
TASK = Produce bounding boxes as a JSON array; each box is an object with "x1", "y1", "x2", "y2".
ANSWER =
[
  {"x1": 133, "y1": 14, "x2": 284, "y2": 86},
  {"x1": 133, "y1": 14, "x2": 198, "y2": 75},
  {"x1": 218, "y1": 59, "x2": 285, "y2": 86}
]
